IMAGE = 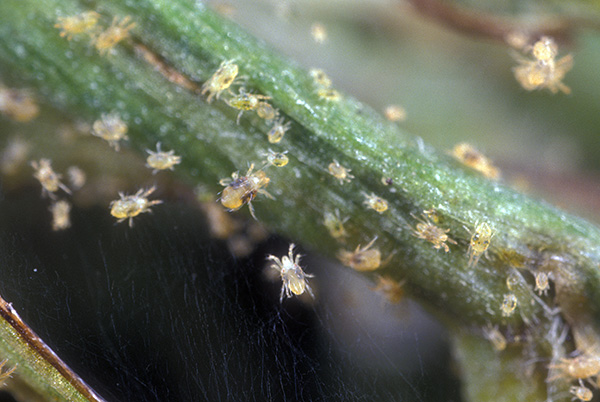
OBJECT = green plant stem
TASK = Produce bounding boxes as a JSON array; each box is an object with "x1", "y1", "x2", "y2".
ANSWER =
[
  {"x1": 0, "y1": 0, "x2": 598, "y2": 350},
  {"x1": 0, "y1": 297, "x2": 103, "y2": 402},
  {"x1": 2, "y1": 0, "x2": 600, "y2": 400}
]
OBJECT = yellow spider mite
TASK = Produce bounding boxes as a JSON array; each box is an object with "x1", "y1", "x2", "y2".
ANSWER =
[
  {"x1": 317, "y1": 88, "x2": 341, "y2": 101},
  {"x1": 110, "y1": 186, "x2": 162, "y2": 227},
  {"x1": 483, "y1": 325, "x2": 507, "y2": 351},
  {"x1": 31, "y1": 159, "x2": 71, "y2": 198},
  {"x1": 534, "y1": 271, "x2": 550, "y2": 296},
  {"x1": 263, "y1": 149, "x2": 289, "y2": 167},
  {"x1": 92, "y1": 16, "x2": 136, "y2": 55},
  {"x1": 92, "y1": 112, "x2": 128, "y2": 151},
  {"x1": 201, "y1": 60, "x2": 240, "y2": 103},
  {"x1": 500, "y1": 293, "x2": 517, "y2": 317},
  {"x1": 384, "y1": 105, "x2": 407, "y2": 122},
  {"x1": 267, "y1": 243, "x2": 314, "y2": 302},
  {"x1": 328, "y1": 159, "x2": 354, "y2": 184},
  {"x1": 532, "y1": 36, "x2": 558, "y2": 61},
  {"x1": 549, "y1": 354, "x2": 600, "y2": 383},
  {"x1": 49, "y1": 200, "x2": 72, "y2": 231},
  {"x1": 505, "y1": 272, "x2": 520, "y2": 291},
  {"x1": 450, "y1": 143, "x2": 500, "y2": 180},
  {"x1": 570, "y1": 382, "x2": 593, "y2": 402},
  {"x1": 1, "y1": 138, "x2": 30, "y2": 176},
  {"x1": 219, "y1": 163, "x2": 273, "y2": 220},
  {"x1": 410, "y1": 212, "x2": 456, "y2": 252},
  {"x1": 504, "y1": 31, "x2": 529, "y2": 51},
  {"x1": 0, "y1": 86, "x2": 39, "y2": 122},
  {"x1": 468, "y1": 221, "x2": 494, "y2": 267},
  {"x1": 226, "y1": 88, "x2": 271, "y2": 124},
  {"x1": 373, "y1": 276, "x2": 405, "y2": 304},
  {"x1": 256, "y1": 102, "x2": 277, "y2": 120},
  {"x1": 512, "y1": 36, "x2": 573, "y2": 94},
  {"x1": 337, "y1": 238, "x2": 382, "y2": 272},
  {"x1": 67, "y1": 166, "x2": 86, "y2": 190},
  {"x1": 146, "y1": 142, "x2": 182, "y2": 174},
  {"x1": 323, "y1": 209, "x2": 348, "y2": 240},
  {"x1": 54, "y1": 11, "x2": 101, "y2": 40},
  {"x1": 362, "y1": 192, "x2": 388, "y2": 213},
  {"x1": 310, "y1": 22, "x2": 327, "y2": 44},
  {"x1": 309, "y1": 69, "x2": 332, "y2": 89},
  {"x1": 267, "y1": 118, "x2": 291, "y2": 144}
]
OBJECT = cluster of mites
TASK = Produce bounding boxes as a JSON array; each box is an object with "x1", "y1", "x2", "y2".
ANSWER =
[
  {"x1": 509, "y1": 35, "x2": 573, "y2": 95},
  {"x1": 21, "y1": 30, "x2": 505, "y2": 306},
  {"x1": 9, "y1": 12, "x2": 585, "y2": 397},
  {"x1": 54, "y1": 11, "x2": 136, "y2": 55},
  {"x1": 29, "y1": 110, "x2": 180, "y2": 230},
  {"x1": 216, "y1": 129, "x2": 502, "y2": 306},
  {"x1": 30, "y1": 133, "x2": 180, "y2": 229},
  {"x1": 484, "y1": 323, "x2": 599, "y2": 402},
  {"x1": 201, "y1": 58, "x2": 342, "y2": 141}
]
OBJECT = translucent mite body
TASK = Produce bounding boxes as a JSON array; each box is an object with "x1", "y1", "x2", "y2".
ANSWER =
[
  {"x1": 505, "y1": 31, "x2": 529, "y2": 51},
  {"x1": 483, "y1": 325, "x2": 507, "y2": 351},
  {"x1": 93, "y1": 16, "x2": 136, "y2": 55},
  {"x1": 450, "y1": 143, "x2": 500, "y2": 180},
  {"x1": 514, "y1": 59, "x2": 572, "y2": 94},
  {"x1": 310, "y1": 69, "x2": 332, "y2": 89},
  {"x1": 267, "y1": 243, "x2": 314, "y2": 302},
  {"x1": 67, "y1": 166, "x2": 86, "y2": 190},
  {"x1": 0, "y1": 86, "x2": 39, "y2": 122},
  {"x1": 146, "y1": 142, "x2": 182, "y2": 174},
  {"x1": 373, "y1": 276, "x2": 405, "y2": 304},
  {"x1": 54, "y1": 11, "x2": 101, "y2": 40},
  {"x1": 468, "y1": 222, "x2": 494, "y2": 267},
  {"x1": 501, "y1": 293, "x2": 517, "y2": 317},
  {"x1": 256, "y1": 102, "x2": 277, "y2": 120},
  {"x1": 201, "y1": 60, "x2": 239, "y2": 103},
  {"x1": 384, "y1": 105, "x2": 407, "y2": 122},
  {"x1": 1, "y1": 138, "x2": 29, "y2": 175},
  {"x1": 263, "y1": 149, "x2": 289, "y2": 167},
  {"x1": 226, "y1": 88, "x2": 271, "y2": 124},
  {"x1": 337, "y1": 238, "x2": 381, "y2": 271},
  {"x1": 219, "y1": 164, "x2": 273, "y2": 220},
  {"x1": 110, "y1": 186, "x2": 162, "y2": 227},
  {"x1": 570, "y1": 382, "x2": 593, "y2": 401},
  {"x1": 50, "y1": 200, "x2": 72, "y2": 231},
  {"x1": 532, "y1": 37, "x2": 557, "y2": 61},
  {"x1": 31, "y1": 159, "x2": 71, "y2": 198},
  {"x1": 268, "y1": 118, "x2": 291, "y2": 144},
  {"x1": 363, "y1": 192, "x2": 388, "y2": 213},
  {"x1": 317, "y1": 88, "x2": 341, "y2": 101},
  {"x1": 310, "y1": 22, "x2": 327, "y2": 44},
  {"x1": 323, "y1": 209, "x2": 348, "y2": 239},
  {"x1": 92, "y1": 112, "x2": 128, "y2": 151},
  {"x1": 549, "y1": 354, "x2": 600, "y2": 381},
  {"x1": 512, "y1": 36, "x2": 573, "y2": 94},
  {"x1": 410, "y1": 213, "x2": 456, "y2": 252},
  {"x1": 505, "y1": 272, "x2": 520, "y2": 291},
  {"x1": 328, "y1": 159, "x2": 354, "y2": 184},
  {"x1": 534, "y1": 272, "x2": 550, "y2": 296}
]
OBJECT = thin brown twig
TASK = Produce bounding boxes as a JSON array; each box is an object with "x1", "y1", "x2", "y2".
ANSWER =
[
  {"x1": 404, "y1": 0, "x2": 600, "y2": 45},
  {"x1": 0, "y1": 297, "x2": 106, "y2": 402}
]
